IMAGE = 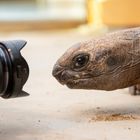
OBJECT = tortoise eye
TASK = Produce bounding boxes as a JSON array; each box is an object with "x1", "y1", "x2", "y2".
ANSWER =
[{"x1": 73, "y1": 54, "x2": 89, "y2": 69}]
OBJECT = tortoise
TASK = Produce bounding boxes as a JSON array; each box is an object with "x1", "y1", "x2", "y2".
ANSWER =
[{"x1": 52, "y1": 27, "x2": 140, "y2": 95}]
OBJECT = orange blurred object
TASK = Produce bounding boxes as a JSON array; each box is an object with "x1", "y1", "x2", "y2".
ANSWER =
[{"x1": 87, "y1": 0, "x2": 140, "y2": 27}]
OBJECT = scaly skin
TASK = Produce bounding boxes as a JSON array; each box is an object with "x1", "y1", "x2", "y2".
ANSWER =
[{"x1": 52, "y1": 27, "x2": 140, "y2": 95}]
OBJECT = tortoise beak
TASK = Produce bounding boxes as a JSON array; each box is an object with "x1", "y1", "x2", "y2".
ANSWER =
[{"x1": 52, "y1": 64, "x2": 65, "y2": 85}]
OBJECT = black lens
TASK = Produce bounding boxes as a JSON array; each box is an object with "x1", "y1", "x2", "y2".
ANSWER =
[{"x1": 0, "y1": 40, "x2": 29, "y2": 99}]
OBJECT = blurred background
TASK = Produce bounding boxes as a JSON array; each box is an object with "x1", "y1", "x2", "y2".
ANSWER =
[
  {"x1": 1, "y1": 1, "x2": 140, "y2": 140},
  {"x1": 0, "y1": 0, "x2": 140, "y2": 31}
]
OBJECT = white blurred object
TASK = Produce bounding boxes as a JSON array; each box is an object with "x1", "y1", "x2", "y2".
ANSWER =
[{"x1": 0, "y1": 0, "x2": 86, "y2": 22}]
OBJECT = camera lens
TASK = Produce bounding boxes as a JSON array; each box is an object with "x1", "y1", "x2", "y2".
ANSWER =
[{"x1": 0, "y1": 40, "x2": 29, "y2": 99}]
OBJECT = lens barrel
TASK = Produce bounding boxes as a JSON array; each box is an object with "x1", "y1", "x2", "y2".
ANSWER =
[{"x1": 0, "y1": 40, "x2": 29, "y2": 99}]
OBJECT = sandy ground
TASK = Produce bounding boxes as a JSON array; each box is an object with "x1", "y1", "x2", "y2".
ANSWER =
[{"x1": 0, "y1": 30, "x2": 140, "y2": 140}]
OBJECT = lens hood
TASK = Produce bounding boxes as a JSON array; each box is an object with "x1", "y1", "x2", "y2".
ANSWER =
[{"x1": 0, "y1": 40, "x2": 29, "y2": 99}]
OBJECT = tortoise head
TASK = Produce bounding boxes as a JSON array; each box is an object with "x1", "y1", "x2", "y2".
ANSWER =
[{"x1": 52, "y1": 37, "x2": 140, "y2": 91}]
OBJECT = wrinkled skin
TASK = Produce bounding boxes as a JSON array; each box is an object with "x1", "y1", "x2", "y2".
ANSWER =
[{"x1": 52, "y1": 28, "x2": 140, "y2": 94}]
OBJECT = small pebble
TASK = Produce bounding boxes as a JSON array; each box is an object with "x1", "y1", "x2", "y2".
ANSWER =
[{"x1": 96, "y1": 107, "x2": 100, "y2": 109}]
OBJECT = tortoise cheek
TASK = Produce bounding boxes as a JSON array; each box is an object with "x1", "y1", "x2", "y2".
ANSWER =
[{"x1": 106, "y1": 55, "x2": 125, "y2": 71}]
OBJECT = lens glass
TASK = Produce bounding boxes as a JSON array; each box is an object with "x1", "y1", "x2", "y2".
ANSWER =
[{"x1": 0, "y1": 47, "x2": 9, "y2": 95}]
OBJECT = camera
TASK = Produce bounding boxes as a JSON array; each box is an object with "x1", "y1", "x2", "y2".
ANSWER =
[{"x1": 0, "y1": 40, "x2": 29, "y2": 99}]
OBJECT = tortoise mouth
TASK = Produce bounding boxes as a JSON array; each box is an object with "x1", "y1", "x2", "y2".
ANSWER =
[
  {"x1": 65, "y1": 78, "x2": 93, "y2": 89},
  {"x1": 65, "y1": 79, "x2": 82, "y2": 89}
]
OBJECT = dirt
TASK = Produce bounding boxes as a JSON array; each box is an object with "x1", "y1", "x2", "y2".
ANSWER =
[{"x1": 89, "y1": 114, "x2": 139, "y2": 122}]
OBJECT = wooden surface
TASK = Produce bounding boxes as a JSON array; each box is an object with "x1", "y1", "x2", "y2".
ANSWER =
[{"x1": 0, "y1": 21, "x2": 85, "y2": 32}]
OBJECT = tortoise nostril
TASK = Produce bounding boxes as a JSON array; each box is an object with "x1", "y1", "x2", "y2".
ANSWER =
[
  {"x1": 52, "y1": 64, "x2": 64, "y2": 77},
  {"x1": 52, "y1": 64, "x2": 71, "y2": 84},
  {"x1": 52, "y1": 64, "x2": 68, "y2": 84}
]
